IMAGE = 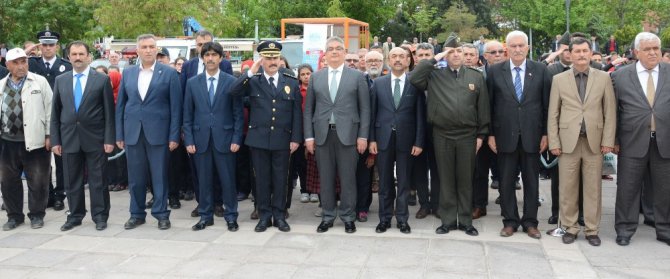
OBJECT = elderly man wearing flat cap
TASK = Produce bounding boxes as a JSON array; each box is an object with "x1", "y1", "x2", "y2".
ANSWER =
[
  {"x1": 230, "y1": 41, "x2": 302, "y2": 233},
  {"x1": 28, "y1": 29, "x2": 72, "y2": 212}
]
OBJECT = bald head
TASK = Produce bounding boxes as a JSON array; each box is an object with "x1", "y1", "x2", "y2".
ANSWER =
[{"x1": 484, "y1": 40, "x2": 505, "y2": 65}]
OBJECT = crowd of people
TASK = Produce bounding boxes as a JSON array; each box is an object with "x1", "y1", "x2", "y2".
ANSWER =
[{"x1": 0, "y1": 28, "x2": 669, "y2": 248}]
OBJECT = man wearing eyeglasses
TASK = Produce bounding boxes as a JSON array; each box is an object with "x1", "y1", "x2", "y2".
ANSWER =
[
  {"x1": 28, "y1": 29, "x2": 72, "y2": 212},
  {"x1": 345, "y1": 53, "x2": 359, "y2": 70}
]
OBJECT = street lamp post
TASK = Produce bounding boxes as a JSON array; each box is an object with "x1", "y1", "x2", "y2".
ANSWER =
[{"x1": 566, "y1": 0, "x2": 571, "y2": 32}]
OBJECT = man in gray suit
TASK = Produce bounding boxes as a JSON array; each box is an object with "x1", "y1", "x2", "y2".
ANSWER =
[
  {"x1": 51, "y1": 41, "x2": 115, "y2": 231},
  {"x1": 613, "y1": 32, "x2": 670, "y2": 246},
  {"x1": 304, "y1": 36, "x2": 371, "y2": 233}
]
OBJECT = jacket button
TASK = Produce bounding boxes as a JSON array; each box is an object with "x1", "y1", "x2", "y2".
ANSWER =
[
  {"x1": 271, "y1": 126, "x2": 274, "y2": 130},
  {"x1": 272, "y1": 108, "x2": 276, "y2": 112},
  {"x1": 273, "y1": 100, "x2": 276, "y2": 103},
  {"x1": 272, "y1": 117, "x2": 275, "y2": 121},
  {"x1": 23, "y1": 124, "x2": 27, "y2": 126},
  {"x1": 249, "y1": 125, "x2": 252, "y2": 128}
]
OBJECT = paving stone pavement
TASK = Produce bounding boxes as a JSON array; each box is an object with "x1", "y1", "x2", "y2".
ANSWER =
[{"x1": 0, "y1": 177, "x2": 669, "y2": 278}]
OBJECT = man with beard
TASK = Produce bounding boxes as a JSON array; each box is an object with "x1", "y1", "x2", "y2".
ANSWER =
[{"x1": 365, "y1": 51, "x2": 384, "y2": 80}]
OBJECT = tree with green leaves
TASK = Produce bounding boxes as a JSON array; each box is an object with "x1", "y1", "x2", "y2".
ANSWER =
[{"x1": 436, "y1": 0, "x2": 489, "y2": 43}]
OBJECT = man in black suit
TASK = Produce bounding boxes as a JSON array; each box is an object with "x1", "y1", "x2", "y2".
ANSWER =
[
  {"x1": 487, "y1": 30, "x2": 551, "y2": 239},
  {"x1": 180, "y1": 30, "x2": 234, "y2": 218},
  {"x1": 51, "y1": 41, "x2": 115, "y2": 231},
  {"x1": 28, "y1": 29, "x2": 72, "y2": 211},
  {"x1": 369, "y1": 47, "x2": 425, "y2": 234}
]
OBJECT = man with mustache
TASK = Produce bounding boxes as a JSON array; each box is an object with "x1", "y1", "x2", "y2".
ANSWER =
[
  {"x1": 50, "y1": 41, "x2": 115, "y2": 231},
  {"x1": 230, "y1": 41, "x2": 302, "y2": 232}
]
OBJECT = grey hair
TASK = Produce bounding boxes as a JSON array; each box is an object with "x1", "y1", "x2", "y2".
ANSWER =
[
  {"x1": 484, "y1": 40, "x2": 503, "y2": 51},
  {"x1": 461, "y1": 43, "x2": 477, "y2": 51},
  {"x1": 634, "y1": 32, "x2": 661, "y2": 50},
  {"x1": 325, "y1": 36, "x2": 345, "y2": 50},
  {"x1": 364, "y1": 50, "x2": 383, "y2": 61},
  {"x1": 505, "y1": 30, "x2": 528, "y2": 45},
  {"x1": 195, "y1": 30, "x2": 214, "y2": 39},
  {"x1": 416, "y1": 43, "x2": 434, "y2": 53},
  {"x1": 136, "y1": 34, "x2": 156, "y2": 46}
]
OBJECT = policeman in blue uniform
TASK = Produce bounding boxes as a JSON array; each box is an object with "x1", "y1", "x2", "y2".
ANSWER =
[
  {"x1": 230, "y1": 41, "x2": 302, "y2": 232},
  {"x1": 28, "y1": 29, "x2": 72, "y2": 211}
]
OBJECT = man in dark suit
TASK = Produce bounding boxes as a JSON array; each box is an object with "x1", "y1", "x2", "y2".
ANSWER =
[
  {"x1": 116, "y1": 34, "x2": 182, "y2": 230},
  {"x1": 183, "y1": 42, "x2": 243, "y2": 231},
  {"x1": 28, "y1": 29, "x2": 72, "y2": 211},
  {"x1": 51, "y1": 41, "x2": 115, "y2": 231},
  {"x1": 231, "y1": 41, "x2": 302, "y2": 232},
  {"x1": 180, "y1": 30, "x2": 234, "y2": 218},
  {"x1": 613, "y1": 32, "x2": 670, "y2": 246},
  {"x1": 304, "y1": 37, "x2": 371, "y2": 233},
  {"x1": 488, "y1": 30, "x2": 551, "y2": 239},
  {"x1": 369, "y1": 47, "x2": 425, "y2": 234}
]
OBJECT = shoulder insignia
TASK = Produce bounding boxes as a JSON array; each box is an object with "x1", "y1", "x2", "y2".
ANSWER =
[
  {"x1": 282, "y1": 72, "x2": 297, "y2": 79},
  {"x1": 254, "y1": 72, "x2": 262, "y2": 76},
  {"x1": 466, "y1": 66, "x2": 482, "y2": 72}
]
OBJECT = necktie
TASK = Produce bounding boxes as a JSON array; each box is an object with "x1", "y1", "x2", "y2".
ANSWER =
[
  {"x1": 647, "y1": 69, "x2": 655, "y2": 131},
  {"x1": 208, "y1": 77, "x2": 215, "y2": 106},
  {"x1": 329, "y1": 70, "x2": 339, "y2": 123},
  {"x1": 393, "y1": 78, "x2": 401, "y2": 108},
  {"x1": 74, "y1": 73, "x2": 83, "y2": 112},
  {"x1": 578, "y1": 73, "x2": 586, "y2": 103},
  {"x1": 269, "y1": 76, "x2": 276, "y2": 94},
  {"x1": 45, "y1": 62, "x2": 51, "y2": 70},
  {"x1": 514, "y1": 67, "x2": 523, "y2": 102},
  {"x1": 452, "y1": 69, "x2": 458, "y2": 79}
]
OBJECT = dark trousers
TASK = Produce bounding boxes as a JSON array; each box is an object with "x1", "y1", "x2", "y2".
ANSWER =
[
  {"x1": 193, "y1": 142, "x2": 238, "y2": 222},
  {"x1": 641, "y1": 171, "x2": 654, "y2": 222},
  {"x1": 377, "y1": 132, "x2": 412, "y2": 223},
  {"x1": 414, "y1": 126, "x2": 440, "y2": 211},
  {"x1": 615, "y1": 138, "x2": 670, "y2": 240},
  {"x1": 126, "y1": 129, "x2": 170, "y2": 220},
  {"x1": 49, "y1": 154, "x2": 66, "y2": 202},
  {"x1": 316, "y1": 129, "x2": 358, "y2": 223},
  {"x1": 356, "y1": 150, "x2": 373, "y2": 213},
  {"x1": 0, "y1": 139, "x2": 50, "y2": 221},
  {"x1": 62, "y1": 149, "x2": 110, "y2": 224},
  {"x1": 433, "y1": 134, "x2": 476, "y2": 226},
  {"x1": 168, "y1": 144, "x2": 193, "y2": 199},
  {"x1": 498, "y1": 140, "x2": 540, "y2": 229},
  {"x1": 286, "y1": 145, "x2": 307, "y2": 209},
  {"x1": 550, "y1": 162, "x2": 559, "y2": 217},
  {"x1": 236, "y1": 143, "x2": 254, "y2": 195},
  {"x1": 473, "y1": 142, "x2": 494, "y2": 209},
  {"x1": 251, "y1": 147, "x2": 290, "y2": 221}
]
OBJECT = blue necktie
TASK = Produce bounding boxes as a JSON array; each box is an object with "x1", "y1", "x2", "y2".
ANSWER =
[
  {"x1": 208, "y1": 77, "x2": 215, "y2": 106},
  {"x1": 514, "y1": 67, "x2": 523, "y2": 102},
  {"x1": 74, "y1": 73, "x2": 83, "y2": 112}
]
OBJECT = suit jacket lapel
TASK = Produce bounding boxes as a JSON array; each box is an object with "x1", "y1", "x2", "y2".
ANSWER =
[
  {"x1": 583, "y1": 68, "x2": 595, "y2": 103},
  {"x1": 334, "y1": 68, "x2": 349, "y2": 104},
  {"x1": 627, "y1": 66, "x2": 647, "y2": 103},
  {"x1": 79, "y1": 69, "x2": 96, "y2": 109},
  {"x1": 501, "y1": 62, "x2": 518, "y2": 102},
  {"x1": 656, "y1": 63, "x2": 667, "y2": 105},
  {"x1": 277, "y1": 74, "x2": 287, "y2": 97},
  {"x1": 398, "y1": 73, "x2": 412, "y2": 109},
  {"x1": 521, "y1": 62, "x2": 533, "y2": 103},
  {"x1": 145, "y1": 64, "x2": 162, "y2": 101},
  {"x1": 64, "y1": 72, "x2": 75, "y2": 110},
  {"x1": 213, "y1": 72, "x2": 228, "y2": 107},
  {"x1": 198, "y1": 74, "x2": 212, "y2": 108}
]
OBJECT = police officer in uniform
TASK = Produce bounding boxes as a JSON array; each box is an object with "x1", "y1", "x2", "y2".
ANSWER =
[
  {"x1": 230, "y1": 41, "x2": 302, "y2": 232},
  {"x1": 28, "y1": 29, "x2": 72, "y2": 211},
  {"x1": 410, "y1": 42, "x2": 490, "y2": 236}
]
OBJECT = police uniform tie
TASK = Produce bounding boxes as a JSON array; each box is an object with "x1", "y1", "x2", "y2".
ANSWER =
[
  {"x1": 74, "y1": 73, "x2": 83, "y2": 112},
  {"x1": 45, "y1": 62, "x2": 51, "y2": 70},
  {"x1": 208, "y1": 77, "x2": 216, "y2": 106},
  {"x1": 329, "y1": 70, "x2": 338, "y2": 124},
  {"x1": 647, "y1": 69, "x2": 655, "y2": 131},
  {"x1": 393, "y1": 78, "x2": 401, "y2": 108},
  {"x1": 514, "y1": 67, "x2": 523, "y2": 102},
  {"x1": 269, "y1": 76, "x2": 277, "y2": 95}
]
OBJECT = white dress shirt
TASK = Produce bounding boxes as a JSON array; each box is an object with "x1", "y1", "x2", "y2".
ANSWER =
[
  {"x1": 72, "y1": 69, "x2": 89, "y2": 93},
  {"x1": 138, "y1": 62, "x2": 155, "y2": 101},
  {"x1": 197, "y1": 58, "x2": 205, "y2": 75},
  {"x1": 43, "y1": 56, "x2": 57, "y2": 69},
  {"x1": 264, "y1": 72, "x2": 279, "y2": 88},
  {"x1": 206, "y1": 70, "x2": 221, "y2": 93},
  {"x1": 509, "y1": 59, "x2": 527, "y2": 89},
  {"x1": 328, "y1": 64, "x2": 345, "y2": 93},
  {"x1": 636, "y1": 61, "x2": 659, "y2": 96}
]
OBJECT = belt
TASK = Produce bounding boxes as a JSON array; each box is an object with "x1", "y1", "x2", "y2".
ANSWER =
[
  {"x1": 651, "y1": 131, "x2": 656, "y2": 139},
  {"x1": 329, "y1": 124, "x2": 337, "y2": 130}
]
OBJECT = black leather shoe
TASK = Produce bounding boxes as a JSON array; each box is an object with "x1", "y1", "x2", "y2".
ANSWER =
[
  {"x1": 182, "y1": 191, "x2": 194, "y2": 201},
  {"x1": 192, "y1": 219, "x2": 214, "y2": 231},
  {"x1": 562, "y1": 232, "x2": 577, "y2": 244},
  {"x1": 3, "y1": 219, "x2": 24, "y2": 231},
  {"x1": 408, "y1": 192, "x2": 417, "y2": 206},
  {"x1": 462, "y1": 225, "x2": 478, "y2": 236},
  {"x1": 657, "y1": 238, "x2": 670, "y2": 246},
  {"x1": 168, "y1": 197, "x2": 181, "y2": 209},
  {"x1": 435, "y1": 225, "x2": 450, "y2": 234},
  {"x1": 344, "y1": 221, "x2": 356, "y2": 233},
  {"x1": 316, "y1": 221, "x2": 333, "y2": 233},
  {"x1": 124, "y1": 217, "x2": 146, "y2": 229},
  {"x1": 214, "y1": 205, "x2": 225, "y2": 217},
  {"x1": 274, "y1": 219, "x2": 290, "y2": 232},
  {"x1": 375, "y1": 221, "x2": 391, "y2": 233},
  {"x1": 60, "y1": 221, "x2": 81, "y2": 231},
  {"x1": 616, "y1": 236, "x2": 631, "y2": 246},
  {"x1": 397, "y1": 222, "x2": 411, "y2": 234},
  {"x1": 586, "y1": 235, "x2": 601, "y2": 246},
  {"x1": 95, "y1": 222, "x2": 107, "y2": 231},
  {"x1": 548, "y1": 215, "x2": 558, "y2": 224},
  {"x1": 146, "y1": 197, "x2": 154, "y2": 208},
  {"x1": 227, "y1": 221, "x2": 239, "y2": 232},
  {"x1": 30, "y1": 217, "x2": 44, "y2": 229},
  {"x1": 53, "y1": 200, "x2": 65, "y2": 211},
  {"x1": 495, "y1": 196, "x2": 501, "y2": 204},
  {"x1": 191, "y1": 207, "x2": 200, "y2": 217},
  {"x1": 255, "y1": 219, "x2": 271, "y2": 232},
  {"x1": 158, "y1": 219, "x2": 171, "y2": 230}
]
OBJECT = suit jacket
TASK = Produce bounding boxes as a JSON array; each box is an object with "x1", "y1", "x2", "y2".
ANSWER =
[
  {"x1": 612, "y1": 62, "x2": 670, "y2": 158},
  {"x1": 0, "y1": 65, "x2": 8, "y2": 80},
  {"x1": 115, "y1": 62, "x2": 182, "y2": 145},
  {"x1": 51, "y1": 69, "x2": 115, "y2": 153},
  {"x1": 382, "y1": 42, "x2": 395, "y2": 59},
  {"x1": 548, "y1": 68, "x2": 616, "y2": 154},
  {"x1": 183, "y1": 71, "x2": 243, "y2": 153},
  {"x1": 369, "y1": 73, "x2": 425, "y2": 151},
  {"x1": 488, "y1": 60, "x2": 552, "y2": 153},
  {"x1": 304, "y1": 66, "x2": 371, "y2": 146},
  {"x1": 591, "y1": 41, "x2": 600, "y2": 53},
  {"x1": 180, "y1": 57, "x2": 233, "y2": 94},
  {"x1": 230, "y1": 71, "x2": 302, "y2": 150},
  {"x1": 28, "y1": 56, "x2": 72, "y2": 89}
]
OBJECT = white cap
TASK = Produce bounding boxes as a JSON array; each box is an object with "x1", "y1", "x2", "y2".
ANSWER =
[{"x1": 5, "y1": 48, "x2": 27, "y2": 62}]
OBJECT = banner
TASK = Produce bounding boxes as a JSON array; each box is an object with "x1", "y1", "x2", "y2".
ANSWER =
[{"x1": 303, "y1": 24, "x2": 328, "y2": 70}]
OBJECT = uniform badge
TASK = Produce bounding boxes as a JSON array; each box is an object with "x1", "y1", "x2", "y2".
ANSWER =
[
  {"x1": 284, "y1": 85, "x2": 290, "y2": 94},
  {"x1": 469, "y1": 84, "x2": 475, "y2": 91},
  {"x1": 59, "y1": 65, "x2": 65, "y2": 72}
]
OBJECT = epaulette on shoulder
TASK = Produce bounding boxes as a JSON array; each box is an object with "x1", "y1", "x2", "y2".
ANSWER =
[
  {"x1": 253, "y1": 72, "x2": 262, "y2": 76},
  {"x1": 282, "y1": 72, "x2": 297, "y2": 79},
  {"x1": 466, "y1": 66, "x2": 482, "y2": 72}
]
